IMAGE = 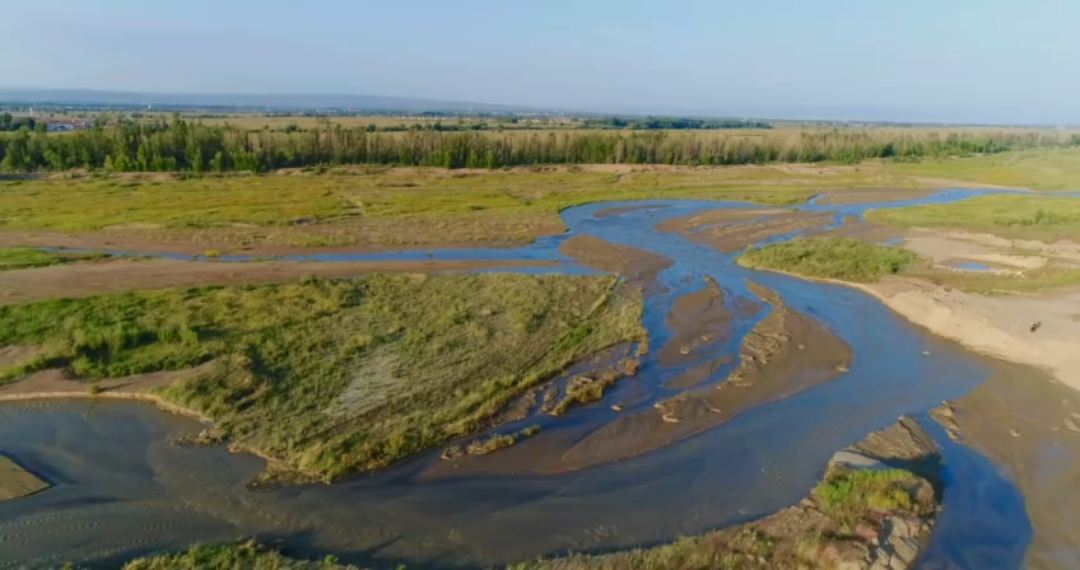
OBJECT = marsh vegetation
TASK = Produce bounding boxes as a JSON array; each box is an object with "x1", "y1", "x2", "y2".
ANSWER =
[
  {"x1": 122, "y1": 540, "x2": 357, "y2": 570},
  {"x1": 0, "y1": 274, "x2": 643, "y2": 479},
  {"x1": 739, "y1": 238, "x2": 920, "y2": 283},
  {"x1": 867, "y1": 194, "x2": 1080, "y2": 242}
]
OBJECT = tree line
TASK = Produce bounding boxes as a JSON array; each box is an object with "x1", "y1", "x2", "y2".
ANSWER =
[
  {"x1": 1, "y1": 116, "x2": 1076, "y2": 172},
  {"x1": 0, "y1": 113, "x2": 39, "y2": 132},
  {"x1": 581, "y1": 117, "x2": 772, "y2": 129}
]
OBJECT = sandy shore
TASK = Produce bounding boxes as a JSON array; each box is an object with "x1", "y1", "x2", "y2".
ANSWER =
[
  {"x1": 0, "y1": 455, "x2": 49, "y2": 502},
  {"x1": 738, "y1": 261, "x2": 1080, "y2": 392},
  {"x1": 861, "y1": 276, "x2": 1080, "y2": 391},
  {"x1": 0, "y1": 365, "x2": 215, "y2": 422}
]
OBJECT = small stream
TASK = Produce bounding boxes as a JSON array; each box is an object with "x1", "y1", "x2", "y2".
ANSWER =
[{"x1": 0, "y1": 190, "x2": 1033, "y2": 569}]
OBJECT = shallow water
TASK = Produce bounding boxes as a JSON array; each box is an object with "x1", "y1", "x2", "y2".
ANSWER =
[
  {"x1": 947, "y1": 260, "x2": 994, "y2": 272},
  {"x1": 1, "y1": 190, "x2": 1033, "y2": 568}
]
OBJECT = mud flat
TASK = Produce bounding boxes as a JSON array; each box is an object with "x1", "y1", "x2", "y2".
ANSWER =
[
  {"x1": 0, "y1": 257, "x2": 558, "y2": 305},
  {"x1": 656, "y1": 277, "x2": 744, "y2": 366},
  {"x1": 0, "y1": 454, "x2": 48, "y2": 502},
  {"x1": 932, "y1": 362, "x2": 1080, "y2": 569},
  {"x1": 558, "y1": 234, "x2": 673, "y2": 284},
  {"x1": 657, "y1": 208, "x2": 833, "y2": 253},
  {"x1": 552, "y1": 282, "x2": 851, "y2": 471},
  {"x1": 516, "y1": 418, "x2": 942, "y2": 570}
]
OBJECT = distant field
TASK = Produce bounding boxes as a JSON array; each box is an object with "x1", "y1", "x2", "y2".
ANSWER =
[
  {"x1": 2, "y1": 147, "x2": 1079, "y2": 249},
  {"x1": 867, "y1": 194, "x2": 1080, "y2": 242},
  {"x1": 0, "y1": 273, "x2": 643, "y2": 479},
  {"x1": 887, "y1": 147, "x2": 1080, "y2": 190},
  {"x1": 0, "y1": 165, "x2": 905, "y2": 248}
]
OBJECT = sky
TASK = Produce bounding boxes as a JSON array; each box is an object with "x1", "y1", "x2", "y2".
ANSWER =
[{"x1": 3, "y1": 0, "x2": 1079, "y2": 124}]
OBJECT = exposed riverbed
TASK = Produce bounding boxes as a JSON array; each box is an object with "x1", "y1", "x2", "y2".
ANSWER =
[{"x1": 0, "y1": 191, "x2": 1039, "y2": 568}]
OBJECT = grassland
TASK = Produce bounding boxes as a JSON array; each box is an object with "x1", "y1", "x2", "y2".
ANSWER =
[
  {"x1": 3, "y1": 145, "x2": 1079, "y2": 250},
  {"x1": 0, "y1": 247, "x2": 104, "y2": 270},
  {"x1": 867, "y1": 194, "x2": 1080, "y2": 243},
  {"x1": 0, "y1": 174, "x2": 351, "y2": 231},
  {"x1": 887, "y1": 147, "x2": 1080, "y2": 191},
  {"x1": 739, "y1": 237, "x2": 920, "y2": 283},
  {"x1": 0, "y1": 274, "x2": 642, "y2": 479},
  {"x1": 0, "y1": 165, "x2": 917, "y2": 249}
]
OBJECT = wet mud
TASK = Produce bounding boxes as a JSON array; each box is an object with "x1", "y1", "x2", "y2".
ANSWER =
[
  {"x1": 657, "y1": 208, "x2": 834, "y2": 253},
  {"x1": 552, "y1": 282, "x2": 850, "y2": 471},
  {"x1": 559, "y1": 234, "x2": 673, "y2": 285}
]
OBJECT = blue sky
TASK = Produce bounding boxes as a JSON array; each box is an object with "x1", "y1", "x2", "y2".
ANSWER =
[{"x1": 3, "y1": 0, "x2": 1078, "y2": 123}]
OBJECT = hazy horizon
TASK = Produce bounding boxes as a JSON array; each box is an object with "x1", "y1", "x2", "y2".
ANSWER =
[{"x1": 4, "y1": 0, "x2": 1079, "y2": 124}]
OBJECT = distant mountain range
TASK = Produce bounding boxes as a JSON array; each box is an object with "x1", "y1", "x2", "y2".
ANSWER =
[{"x1": 0, "y1": 88, "x2": 546, "y2": 115}]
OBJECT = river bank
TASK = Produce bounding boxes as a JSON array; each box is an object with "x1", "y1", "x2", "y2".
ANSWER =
[{"x1": 933, "y1": 363, "x2": 1080, "y2": 569}]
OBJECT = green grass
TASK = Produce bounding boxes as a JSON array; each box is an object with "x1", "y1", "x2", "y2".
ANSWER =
[
  {"x1": 886, "y1": 147, "x2": 1080, "y2": 191},
  {"x1": 122, "y1": 540, "x2": 358, "y2": 570},
  {"x1": 739, "y1": 237, "x2": 920, "y2": 283},
  {"x1": 812, "y1": 467, "x2": 928, "y2": 532},
  {"x1": 867, "y1": 194, "x2": 1080, "y2": 242},
  {"x1": 0, "y1": 274, "x2": 642, "y2": 479},
  {"x1": 910, "y1": 265, "x2": 1080, "y2": 295},
  {"x1": 0, "y1": 174, "x2": 352, "y2": 231},
  {"x1": 0, "y1": 247, "x2": 104, "y2": 270}
]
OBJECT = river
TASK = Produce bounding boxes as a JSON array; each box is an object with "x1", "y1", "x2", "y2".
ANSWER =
[{"x1": 0, "y1": 191, "x2": 1031, "y2": 568}]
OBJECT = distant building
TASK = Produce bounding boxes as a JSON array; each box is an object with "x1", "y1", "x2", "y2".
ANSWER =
[{"x1": 45, "y1": 119, "x2": 90, "y2": 132}]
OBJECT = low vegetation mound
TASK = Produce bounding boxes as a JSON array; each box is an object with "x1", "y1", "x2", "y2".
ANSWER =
[
  {"x1": 0, "y1": 247, "x2": 104, "y2": 270},
  {"x1": 739, "y1": 237, "x2": 919, "y2": 283},
  {"x1": 122, "y1": 540, "x2": 358, "y2": 570},
  {"x1": 0, "y1": 274, "x2": 642, "y2": 479},
  {"x1": 867, "y1": 194, "x2": 1080, "y2": 242}
]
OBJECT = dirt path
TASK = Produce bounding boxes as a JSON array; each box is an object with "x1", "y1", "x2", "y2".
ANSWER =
[
  {"x1": 0, "y1": 257, "x2": 557, "y2": 305},
  {"x1": 0, "y1": 218, "x2": 562, "y2": 256}
]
